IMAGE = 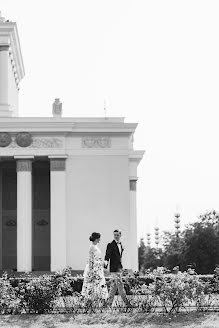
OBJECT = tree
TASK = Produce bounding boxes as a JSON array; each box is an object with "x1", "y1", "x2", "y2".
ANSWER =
[
  {"x1": 138, "y1": 238, "x2": 164, "y2": 271},
  {"x1": 143, "y1": 247, "x2": 164, "y2": 270},
  {"x1": 138, "y1": 238, "x2": 146, "y2": 271},
  {"x1": 162, "y1": 231, "x2": 184, "y2": 270},
  {"x1": 180, "y1": 210, "x2": 219, "y2": 273}
]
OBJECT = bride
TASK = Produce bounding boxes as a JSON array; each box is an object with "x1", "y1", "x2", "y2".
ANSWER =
[{"x1": 81, "y1": 232, "x2": 108, "y2": 301}]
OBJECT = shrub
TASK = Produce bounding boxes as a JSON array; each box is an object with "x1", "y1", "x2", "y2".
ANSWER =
[
  {"x1": 14, "y1": 275, "x2": 56, "y2": 314},
  {"x1": 0, "y1": 266, "x2": 219, "y2": 314},
  {"x1": 0, "y1": 273, "x2": 20, "y2": 314},
  {"x1": 130, "y1": 267, "x2": 215, "y2": 313}
]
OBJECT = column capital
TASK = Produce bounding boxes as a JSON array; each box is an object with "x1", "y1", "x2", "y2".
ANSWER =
[
  {"x1": 129, "y1": 177, "x2": 138, "y2": 191},
  {"x1": 49, "y1": 157, "x2": 67, "y2": 171},
  {"x1": 0, "y1": 45, "x2": 9, "y2": 52},
  {"x1": 16, "y1": 158, "x2": 33, "y2": 172}
]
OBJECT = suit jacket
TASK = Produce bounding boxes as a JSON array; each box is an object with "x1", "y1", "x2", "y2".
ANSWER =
[{"x1": 104, "y1": 240, "x2": 124, "y2": 272}]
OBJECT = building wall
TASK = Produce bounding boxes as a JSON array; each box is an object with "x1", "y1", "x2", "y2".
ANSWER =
[
  {"x1": 65, "y1": 136, "x2": 132, "y2": 270},
  {"x1": 66, "y1": 155, "x2": 131, "y2": 270},
  {"x1": 0, "y1": 121, "x2": 143, "y2": 272}
]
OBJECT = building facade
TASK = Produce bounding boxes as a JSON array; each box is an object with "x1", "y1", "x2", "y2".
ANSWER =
[{"x1": 0, "y1": 15, "x2": 144, "y2": 272}]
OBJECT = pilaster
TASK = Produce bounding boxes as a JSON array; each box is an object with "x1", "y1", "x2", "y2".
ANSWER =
[
  {"x1": 16, "y1": 157, "x2": 33, "y2": 272},
  {"x1": 49, "y1": 156, "x2": 67, "y2": 271}
]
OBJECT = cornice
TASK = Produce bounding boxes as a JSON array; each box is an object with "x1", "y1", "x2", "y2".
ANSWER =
[
  {"x1": 0, "y1": 22, "x2": 25, "y2": 83},
  {"x1": 129, "y1": 150, "x2": 145, "y2": 163},
  {"x1": 0, "y1": 117, "x2": 138, "y2": 134}
]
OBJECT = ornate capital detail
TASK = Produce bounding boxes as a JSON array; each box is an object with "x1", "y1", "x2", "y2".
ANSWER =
[
  {"x1": 50, "y1": 158, "x2": 66, "y2": 171},
  {"x1": 129, "y1": 179, "x2": 137, "y2": 191},
  {"x1": 16, "y1": 160, "x2": 32, "y2": 172},
  {"x1": 15, "y1": 132, "x2": 33, "y2": 147},
  {"x1": 82, "y1": 137, "x2": 111, "y2": 148},
  {"x1": 0, "y1": 132, "x2": 12, "y2": 147}
]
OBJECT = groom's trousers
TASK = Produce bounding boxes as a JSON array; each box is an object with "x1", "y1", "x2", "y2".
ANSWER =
[{"x1": 107, "y1": 272, "x2": 129, "y2": 306}]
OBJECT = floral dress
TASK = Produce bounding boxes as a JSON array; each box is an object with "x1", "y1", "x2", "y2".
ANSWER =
[{"x1": 81, "y1": 244, "x2": 108, "y2": 300}]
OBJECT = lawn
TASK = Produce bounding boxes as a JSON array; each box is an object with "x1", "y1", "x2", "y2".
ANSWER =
[{"x1": 0, "y1": 312, "x2": 219, "y2": 328}]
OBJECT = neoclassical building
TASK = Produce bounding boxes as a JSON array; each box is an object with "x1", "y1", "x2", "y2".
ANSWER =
[{"x1": 0, "y1": 15, "x2": 144, "y2": 272}]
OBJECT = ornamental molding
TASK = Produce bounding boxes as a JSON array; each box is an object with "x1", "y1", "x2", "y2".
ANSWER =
[
  {"x1": 8, "y1": 137, "x2": 63, "y2": 149},
  {"x1": 29, "y1": 138, "x2": 63, "y2": 148},
  {"x1": 81, "y1": 137, "x2": 111, "y2": 148},
  {"x1": 37, "y1": 219, "x2": 49, "y2": 226},
  {"x1": 15, "y1": 132, "x2": 33, "y2": 147},
  {"x1": 5, "y1": 219, "x2": 16, "y2": 227},
  {"x1": 0, "y1": 132, "x2": 12, "y2": 147},
  {"x1": 33, "y1": 210, "x2": 50, "y2": 226},
  {"x1": 2, "y1": 211, "x2": 17, "y2": 227}
]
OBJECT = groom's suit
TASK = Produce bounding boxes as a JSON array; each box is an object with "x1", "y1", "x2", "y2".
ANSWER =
[
  {"x1": 104, "y1": 240, "x2": 124, "y2": 272},
  {"x1": 104, "y1": 240, "x2": 130, "y2": 306}
]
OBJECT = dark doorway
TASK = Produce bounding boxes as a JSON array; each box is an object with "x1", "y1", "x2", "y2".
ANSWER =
[{"x1": 32, "y1": 161, "x2": 50, "y2": 270}]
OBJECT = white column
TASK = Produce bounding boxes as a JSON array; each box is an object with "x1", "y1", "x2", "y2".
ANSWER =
[
  {"x1": 49, "y1": 156, "x2": 67, "y2": 271},
  {"x1": 129, "y1": 178, "x2": 138, "y2": 271},
  {"x1": 16, "y1": 158, "x2": 33, "y2": 272},
  {"x1": 0, "y1": 45, "x2": 11, "y2": 117}
]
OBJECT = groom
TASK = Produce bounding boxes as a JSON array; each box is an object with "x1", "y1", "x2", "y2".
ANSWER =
[{"x1": 104, "y1": 229, "x2": 131, "y2": 307}]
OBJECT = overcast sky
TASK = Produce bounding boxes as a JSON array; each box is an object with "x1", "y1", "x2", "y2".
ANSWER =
[{"x1": 1, "y1": 0, "x2": 219, "y2": 245}]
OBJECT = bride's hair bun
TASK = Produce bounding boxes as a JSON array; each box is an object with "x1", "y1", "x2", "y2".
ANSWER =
[{"x1": 89, "y1": 232, "x2": 101, "y2": 242}]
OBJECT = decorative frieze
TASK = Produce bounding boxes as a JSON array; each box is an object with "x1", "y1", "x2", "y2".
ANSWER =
[
  {"x1": 50, "y1": 158, "x2": 66, "y2": 171},
  {"x1": 0, "y1": 131, "x2": 63, "y2": 149},
  {"x1": 81, "y1": 137, "x2": 111, "y2": 148},
  {"x1": 8, "y1": 137, "x2": 63, "y2": 149},
  {"x1": 16, "y1": 159, "x2": 32, "y2": 172},
  {"x1": 15, "y1": 132, "x2": 33, "y2": 147},
  {"x1": 0, "y1": 132, "x2": 12, "y2": 147},
  {"x1": 29, "y1": 138, "x2": 63, "y2": 148}
]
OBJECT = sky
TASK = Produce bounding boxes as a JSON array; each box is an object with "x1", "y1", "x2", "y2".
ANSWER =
[{"x1": 1, "y1": 0, "x2": 219, "y2": 246}]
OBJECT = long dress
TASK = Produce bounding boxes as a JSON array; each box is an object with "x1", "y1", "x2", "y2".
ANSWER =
[{"x1": 81, "y1": 244, "x2": 108, "y2": 300}]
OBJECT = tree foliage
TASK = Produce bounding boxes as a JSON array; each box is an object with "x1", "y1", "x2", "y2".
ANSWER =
[
  {"x1": 180, "y1": 210, "x2": 219, "y2": 273},
  {"x1": 139, "y1": 210, "x2": 219, "y2": 274},
  {"x1": 138, "y1": 238, "x2": 163, "y2": 272}
]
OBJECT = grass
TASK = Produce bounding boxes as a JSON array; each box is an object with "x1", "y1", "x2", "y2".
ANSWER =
[{"x1": 0, "y1": 312, "x2": 219, "y2": 327}]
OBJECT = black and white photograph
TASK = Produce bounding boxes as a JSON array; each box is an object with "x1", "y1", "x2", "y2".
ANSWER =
[{"x1": 0, "y1": 1, "x2": 219, "y2": 327}]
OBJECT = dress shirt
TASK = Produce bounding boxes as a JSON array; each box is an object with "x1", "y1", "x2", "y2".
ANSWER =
[{"x1": 116, "y1": 241, "x2": 122, "y2": 255}]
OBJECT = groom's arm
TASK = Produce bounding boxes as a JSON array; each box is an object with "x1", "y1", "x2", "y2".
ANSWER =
[{"x1": 104, "y1": 243, "x2": 112, "y2": 267}]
